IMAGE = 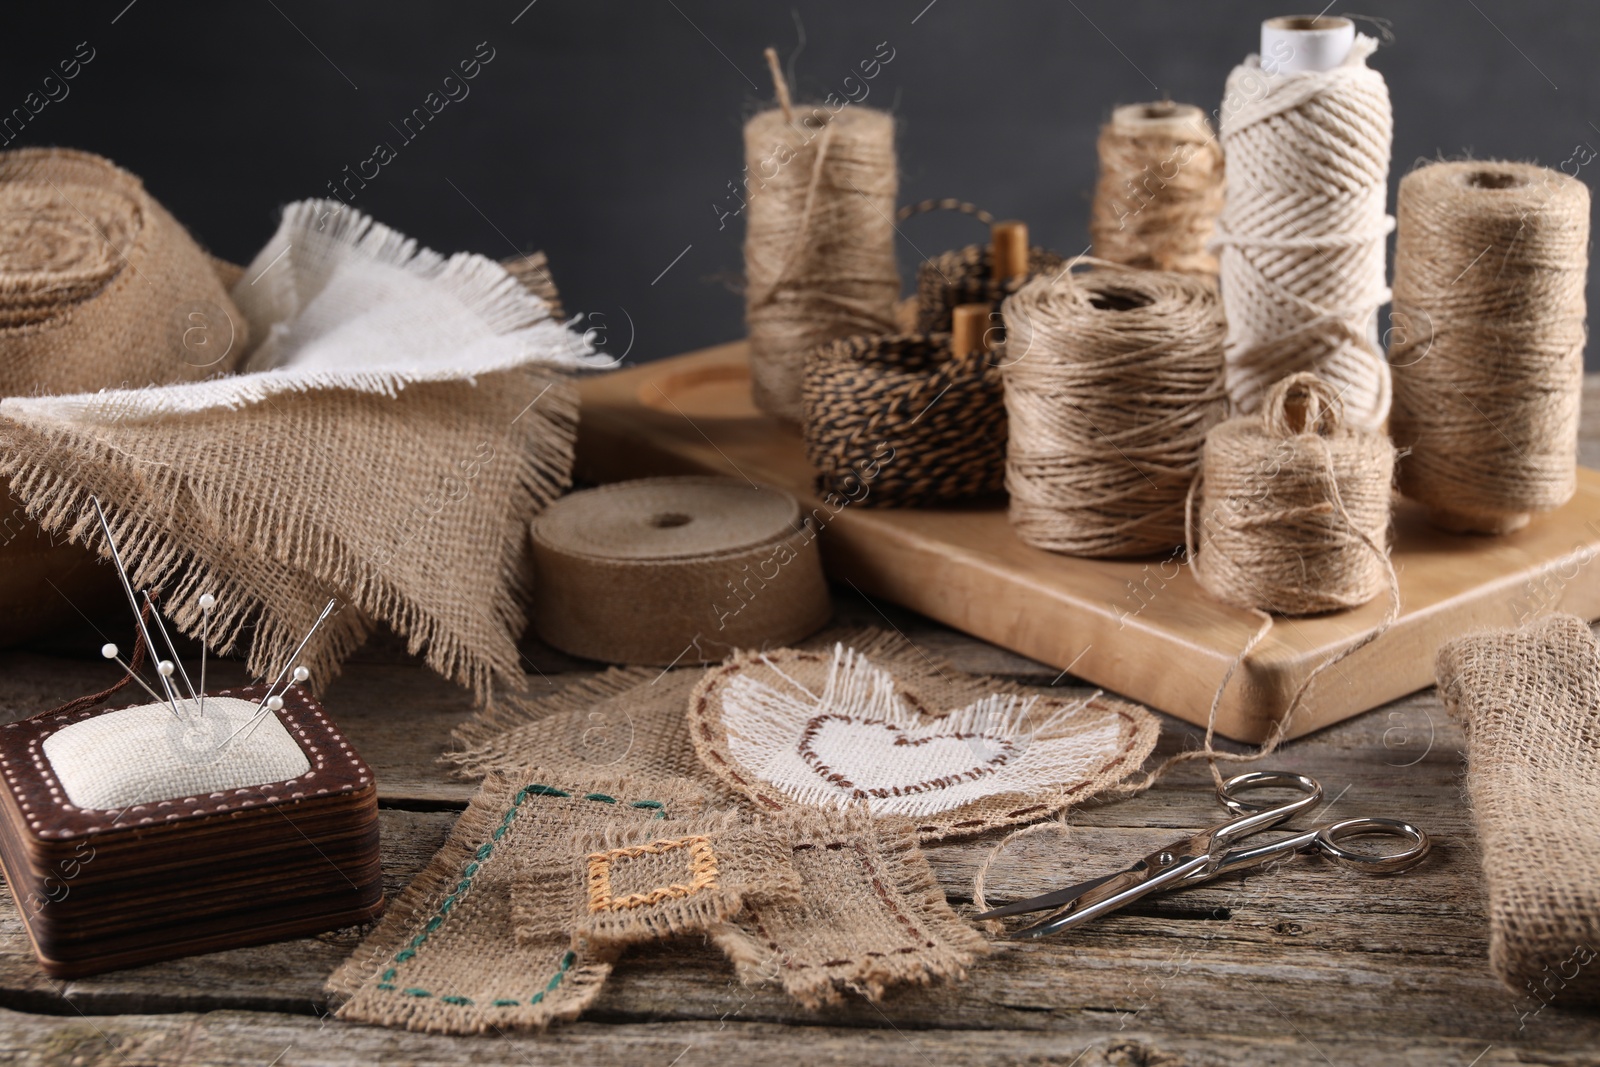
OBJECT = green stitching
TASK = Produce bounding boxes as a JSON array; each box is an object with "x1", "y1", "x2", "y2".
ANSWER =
[{"x1": 381, "y1": 787, "x2": 661, "y2": 1006}]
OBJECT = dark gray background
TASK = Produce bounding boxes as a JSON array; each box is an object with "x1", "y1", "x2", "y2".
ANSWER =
[{"x1": 5, "y1": 1, "x2": 1596, "y2": 365}]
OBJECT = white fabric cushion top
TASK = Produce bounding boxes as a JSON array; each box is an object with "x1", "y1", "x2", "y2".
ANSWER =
[{"x1": 41, "y1": 697, "x2": 311, "y2": 811}]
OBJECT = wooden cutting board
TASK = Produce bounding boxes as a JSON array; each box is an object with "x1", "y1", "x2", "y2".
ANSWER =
[{"x1": 574, "y1": 341, "x2": 1600, "y2": 742}]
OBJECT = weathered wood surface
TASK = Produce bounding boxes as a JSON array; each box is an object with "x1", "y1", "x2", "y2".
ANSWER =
[{"x1": 5, "y1": 390, "x2": 1600, "y2": 1065}]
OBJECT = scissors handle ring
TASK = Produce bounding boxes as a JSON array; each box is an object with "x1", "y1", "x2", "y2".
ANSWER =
[
  {"x1": 1316, "y1": 817, "x2": 1431, "y2": 874},
  {"x1": 1218, "y1": 771, "x2": 1323, "y2": 816}
]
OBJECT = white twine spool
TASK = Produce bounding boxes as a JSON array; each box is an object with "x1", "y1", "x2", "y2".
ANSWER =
[{"x1": 1214, "y1": 16, "x2": 1395, "y2": 431}]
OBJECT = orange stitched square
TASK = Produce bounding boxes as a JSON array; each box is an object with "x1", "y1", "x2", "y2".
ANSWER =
[{"x1": 585, "y1": 834, "x2": 719, "y2": 913}]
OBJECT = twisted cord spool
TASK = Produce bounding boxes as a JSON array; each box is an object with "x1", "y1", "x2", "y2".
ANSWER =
[
  {"x1": 802, "y1": 329, "x2": 1005, "y2": 507},
  {"x1": 1090, "y1": 102, "x2": 1224, "y2": 275},
  {"x1": 1214, "y1": 34, "x2": 1394, "y2": 430},
  {"x1": 743, "y1": 95, "x2": 900, "y2": 423},
  {"x1": 1389, "y1": 161, "x2": 1589, "y2": 535},
  {"x1": 1001, "y1": 260, "x2": 1227, "y2": 557},
  {"x1": 1193, "y1": 372, "x2": 1394, "y2": 615}
]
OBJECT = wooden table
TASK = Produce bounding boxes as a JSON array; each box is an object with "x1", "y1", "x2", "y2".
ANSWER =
[{"x1": 4, "y1": 387, "x2": 1600, "y2": 1066}]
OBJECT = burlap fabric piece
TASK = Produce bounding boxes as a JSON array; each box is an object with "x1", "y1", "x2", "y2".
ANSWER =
[
  {"x1": 0, "y1": 199, "x2": 591, "y2": 697},
  {"x1": 514, "y1": 809, "x2": 802, "y2": 951},
  {"x1": 690, "y1": 644, "x2": 1159, "y2": 842},
  {"x1": 327, "y1": 768, "x2": 710, "y2": 1035},
  {"x1": 1436, "y1": 614, "x2": 1600, "y2": 1005},
  {"x1": 713, "y1": 807, "x2": 988, "y2": 1008},
  {"x1": 0, "y1": 148, "x2": 247, "y2": 398},
  {"x1": 530, "y1": 477, "x2": 832, "y2": 666},
  {"x1": 444, "y1": 628, "x2": 911, "y2": 787}
]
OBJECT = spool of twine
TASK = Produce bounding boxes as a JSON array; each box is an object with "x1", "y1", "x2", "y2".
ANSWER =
[
  {"x1": 1214, "y1": 27, "x2": 1394, "y2": 430},
  {"x1": 1090, "y1": 102, "x2": 1224, "y2": 274},
  {"x1": 743, "y1": 53, "x2": 899, "y2": 423},
  {"x1": 530, "y1": 477, "x2": 832, "y2": 666},
  {"x1": 1193, "y1": 372, "x2": 1394, "y2": 615},
  {"x1": 1001, "y1": 261, "x2": 1227, "y2": 557},
  {"x1": 1389, "y1": 161, "x2": 1589, "y2": 534}
]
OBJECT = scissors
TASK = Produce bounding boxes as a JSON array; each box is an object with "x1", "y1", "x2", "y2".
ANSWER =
[{"x1": 973, "y1": 771, "x2": 1430, "y2": 939}]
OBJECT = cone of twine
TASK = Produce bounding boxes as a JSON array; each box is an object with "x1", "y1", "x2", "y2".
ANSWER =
[
  {"x1": 1001, "y1": 260, "x2": 1227, "y2": 557},
  {"x1": 1090, "y1": 102, "x2": 1224, "y2": 275},
  {"x1": 743, "y1": 51, "x2": 900, "y2": 422},
  {"x1": 1214, "y1": 33, "x2": 1394, "y2": 430},
  {"x1": 1192, "y1": 372, "x2": 1394, "y2": 615},
  {"x1": 1389, "y1": 161, "x2": 1589, "y2": 535}
]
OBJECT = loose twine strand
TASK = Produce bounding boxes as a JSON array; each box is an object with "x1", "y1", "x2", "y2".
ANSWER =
[
  {"x1": 743, "y1": 48, "x2": 900, "y2": 422},
  {"x1": 1090, "y1": 101, "x2": 1224, "y2": 275},
  {"x1": 1001, "y1": 257, "x2": 1227, "y2": 557},
  {"x1": 1389, "y1": 160, "x2": 1589, "y2": 534},
  {"x1": 972, "y1": 373, "x2": 1401, "y2": 909},
  {"x1": 1214, "y1": 35, "x2": 1395, "y2": 431}
]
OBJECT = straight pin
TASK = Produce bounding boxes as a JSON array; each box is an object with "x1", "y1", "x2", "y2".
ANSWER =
[
  {"x1": 99, "y1": 643, "x2": 171, "y2": 708},
  {"x1": 221, "y1": 598, "x2": 337, "y2": 749},
  {"x1": 90, "y1": 498, "x2": 186, "y2": 724}
]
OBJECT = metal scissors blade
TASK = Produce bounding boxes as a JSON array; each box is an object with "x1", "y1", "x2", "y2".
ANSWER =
[{"x1": 971, "y1": 869, "x2": 1131, "y2": 921}]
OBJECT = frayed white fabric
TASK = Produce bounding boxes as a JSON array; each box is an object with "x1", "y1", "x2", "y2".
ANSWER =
[
  {"x1": 1, "y1": 199, "x2": 596, "y2": 426},
  {"x1": 712, "y1": 645, "x2": 1135, "y2": 820},
  {"x1": 41, "y1": 697, "x2": 309, "y2": 811}
]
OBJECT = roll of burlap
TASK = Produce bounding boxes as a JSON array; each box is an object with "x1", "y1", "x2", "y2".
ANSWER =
[
  {"x1": 1215, "y1": 35, "x2": 1394, "y2": 430},
  {"x1": 530, "y1": 477, "x2": 832, "y2": 665},
  {"x1": 743, "y1": 106, "x2": 900, "y2": 422},
  {"x1": 0, "y1": 148, "x2": 246, "y2": 397},
  {"x1": 1390, "y1": 161, "x2": 1589, "y2": 535},
  {"x1": 1001, "y1": 261, "x2": 1227, "y2": 557},
  {"x1": 1090, "y1": 102, "x2": 1224, "y2": 275},
  {"x1": 1436, "y1": 615, "x2": 1600, "y2": 1008},
  {"x1": 1193, "y1": 373, "x2": 1394, "y2": 615}
]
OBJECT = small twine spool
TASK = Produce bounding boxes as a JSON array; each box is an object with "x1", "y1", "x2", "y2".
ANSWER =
[
  {"x1": 1090, "y1": 102, "x2": 1224, "y2": 275},
  {"x1": 1001, "y1": 261, "x2": 1227, "y2": 557},
  {"x1": 743, "y1": 52, "x2": 899, "y2": 423},
  {"x1": 1193, "y1": 373, "x2": 1395, "y2": 615},
  {"x1": 1389, "y1": 160, "x2": 1590, "y2": 535}
]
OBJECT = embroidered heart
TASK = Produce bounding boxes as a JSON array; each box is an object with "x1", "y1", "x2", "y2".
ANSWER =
[
  {"x1": 797, "y1": 714, "x2": 1018, "y2": 799},
  {"x1": 688, "y1": 642, "x2": 1161, "y2": 840}
]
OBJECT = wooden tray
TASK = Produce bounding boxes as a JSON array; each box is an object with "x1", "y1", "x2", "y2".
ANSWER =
[{"x1": 575, "y1": 342, "x2": 1600, "y2": 742}]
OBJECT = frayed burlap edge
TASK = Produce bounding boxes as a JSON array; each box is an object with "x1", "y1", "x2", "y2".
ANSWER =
[{"x1": 714, "y1": 807, "x2": 989, "y2": 1009}]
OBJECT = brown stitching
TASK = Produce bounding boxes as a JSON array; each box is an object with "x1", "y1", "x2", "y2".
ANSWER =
[
  {"x1": 794, "y1": 713, "x2": 1017, "y2": 799},
  {"x1": 852, "y1": 840, "x2": 922, "y2": 951}
]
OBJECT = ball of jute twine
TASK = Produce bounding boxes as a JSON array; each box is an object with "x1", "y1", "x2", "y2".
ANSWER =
[
  {"x1": 1090, "y1": 102, "x2": 1224, "y2": 275},
  {"x1": 1214, "y1": 35, "x2": 1394, "y2": 431},
  {"x1": 743, "y1": 50, "x2": 900, "y2": 423},
  {"x1": 1192, "y1": 372, "x2": 1394, "y2": 615},
  {"x1": 973, "y1": 380, "x2": 1403, "y2": 904},
  {"x1": 1389, "y1": 160, "x2": 1589, "y2": 535},
  {"x1": 1001, "y1": 259, "x2": 1227, "y2": 557}
]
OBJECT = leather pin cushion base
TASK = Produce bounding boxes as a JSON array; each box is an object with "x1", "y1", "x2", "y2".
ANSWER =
[{"x1": 0, "y1": 683, "x2": 383, "y2": 978}]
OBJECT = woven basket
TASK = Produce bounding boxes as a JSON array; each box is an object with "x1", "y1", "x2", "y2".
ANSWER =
[
  {"x1": 802, "y1": 333, "x2": 1006, "y2": 507},
  {"x1": 915, "y1": 245, "x2": 1066, "y2": 333}
]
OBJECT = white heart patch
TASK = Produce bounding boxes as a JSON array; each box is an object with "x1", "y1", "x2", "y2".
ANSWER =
[
  {"x1": 797, "y1": 714, "x2": 1017, "y2": 799},
  {"x1": 688, "y1": 642, "x2": 1160, "y2": 837}
]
